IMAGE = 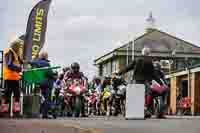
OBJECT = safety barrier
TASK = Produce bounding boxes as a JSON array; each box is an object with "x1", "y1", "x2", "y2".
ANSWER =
[{"x1": 1, "y1": 79, "x2": 43, "y2": 117}]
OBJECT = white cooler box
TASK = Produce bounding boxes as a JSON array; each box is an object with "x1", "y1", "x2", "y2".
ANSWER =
[{"x1": 125, "y1": 84, "x2": 145, "y2": 119}]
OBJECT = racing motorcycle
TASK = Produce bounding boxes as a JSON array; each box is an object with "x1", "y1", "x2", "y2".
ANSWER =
[
  {"x1": 145, "y1": 79, "x2": 169, "y2": 118},
  {"x1": 49, "y1": 86, "x2": 65, "y2": 118},
  {"x1": 98, "y1": 87, "x2": 111, "y2": 116},
  {"x1": 96, "y1": 92, "x2": 102, "y2": 116},
  {"x1": 65, "y1": 78, "x2": 87, "y2": 117},
  {"x1": 87, "y1": 90, "x2": 98, "y2": 115},
  {"x1": 110, "y1": 84, "x2": 126, "y2": 116},
  {"x1": 54, "y1": 87, "x2": 66, "y2": 117},
  {"x1": 57, "y1": 88, "x2": 73, "y2": 117}
]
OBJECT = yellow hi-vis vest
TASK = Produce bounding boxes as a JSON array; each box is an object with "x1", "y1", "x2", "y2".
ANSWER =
[{"x1": 3, "y1": 48, "x2": 21, "y2": 80}]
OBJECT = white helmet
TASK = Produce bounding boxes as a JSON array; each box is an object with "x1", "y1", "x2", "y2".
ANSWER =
[{"x1": 142, "y1": 47, "x2": 151, "y2": 56}]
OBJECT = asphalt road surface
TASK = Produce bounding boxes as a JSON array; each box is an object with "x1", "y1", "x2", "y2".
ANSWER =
[{"x1": 1, "y1": 116, "x2": 200, "y2": 133}]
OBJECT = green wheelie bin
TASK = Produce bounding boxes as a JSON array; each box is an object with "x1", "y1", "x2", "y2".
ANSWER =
[{"x1": 22, "y1": 66, "x2": 60, "y2": 118}]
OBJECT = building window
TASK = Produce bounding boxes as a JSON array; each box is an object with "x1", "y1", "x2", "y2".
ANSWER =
[
  {"x1": 98, "y1": 65, "x2": 103, "y2": 76},
  {"x1": 125, "y1": 41, "x2": 133, "y2": 66},
  {"x1": 111, "y1": 60, "x2": 117, "y2": 73},
  {"x1": 102, "y1": 64, "x2": 107, "y2": 76},
  {"x1": 176, "y1": 60, "x2": 185, "y2": 70},
  {"x1": 181, "y1": 80, "x2": 188, "y2": 97},
  {"x1": 102, "y1": 62, "x2": 112, "y2": 76},
  {"x1": 105, "y1": 62, "x2": 110, "y2": 75}
]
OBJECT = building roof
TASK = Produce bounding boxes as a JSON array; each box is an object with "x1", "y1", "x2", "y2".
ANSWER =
[
  {"x1": 149, "y1": 29, "x2": 200, "y2": 49},
  {"x1": 135, "y1": 29, "x2": 200, "y2": 52},
  {"x1": 94, "y1": 29, "x2": 200, "y2": 65}
]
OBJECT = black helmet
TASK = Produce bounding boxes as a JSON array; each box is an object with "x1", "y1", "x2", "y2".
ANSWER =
[
  {"x1": 59, "y1": 73, "x2": 64, "y2": 80},
  {"x1": 71, "y1": 62, "x2": 80, "y2": 72},
  {"x1": 94, "y1": 76, "x2": 101, "y2": 83}
]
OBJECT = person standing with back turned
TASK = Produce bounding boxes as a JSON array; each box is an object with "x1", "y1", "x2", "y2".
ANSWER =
[
  {"x1": 118, "y1": 47, "x2": 155, "y2": 84},
  {"x1": 29, "y1": 51, "x2": 56, "y2": 119}
]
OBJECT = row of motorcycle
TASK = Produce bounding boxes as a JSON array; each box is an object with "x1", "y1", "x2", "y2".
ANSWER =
[
  {"x1": 49, "y1": 78, "x2": 169, "y2": 119},
  {"x1": 51, "y1": 78, "x2": 127, "y2": 118},
  {"x1": 87, "y1": 84, "x2": 126, "y2": 117},
  {"x1": 0, "y1": 78, "x2": 168, "y2": 119}
]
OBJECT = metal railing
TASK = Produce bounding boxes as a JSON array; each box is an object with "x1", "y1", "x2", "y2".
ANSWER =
[{"x1": 21, "y1": 80, "x2": 40, "y2": 96}]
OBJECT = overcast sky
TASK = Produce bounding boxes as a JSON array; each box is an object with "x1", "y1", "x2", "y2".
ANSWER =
[{"x1": 0, "y1": 0, "x2": 200, "y2": 79}]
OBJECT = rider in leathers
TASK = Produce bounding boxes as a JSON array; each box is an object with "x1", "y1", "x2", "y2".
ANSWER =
[
  {"x1": 109, "y1": 74, "x2": 127, "y2": 115},
  {"x1": 93, "y1": 77, "x2": 102, "y2": 94},
  {"x1": 64, "y1": 62, "x2": 87, "y2": 117},
  {"x1": 100, "y1": 76, "x2": 112, "y2": 115}
]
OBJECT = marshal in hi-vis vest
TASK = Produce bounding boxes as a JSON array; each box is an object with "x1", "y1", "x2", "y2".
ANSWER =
[{"x1": 3, "y1": 48, "x2": 21, "y2": 80}]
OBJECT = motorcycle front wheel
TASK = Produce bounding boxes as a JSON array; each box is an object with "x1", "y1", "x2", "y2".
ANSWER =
[
  {"x1": 74, "y1": 96, "x2": 81, "y2": 117},
  {"x1": 121, "y1": 99, "x2": 126, "y2": 117}
]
